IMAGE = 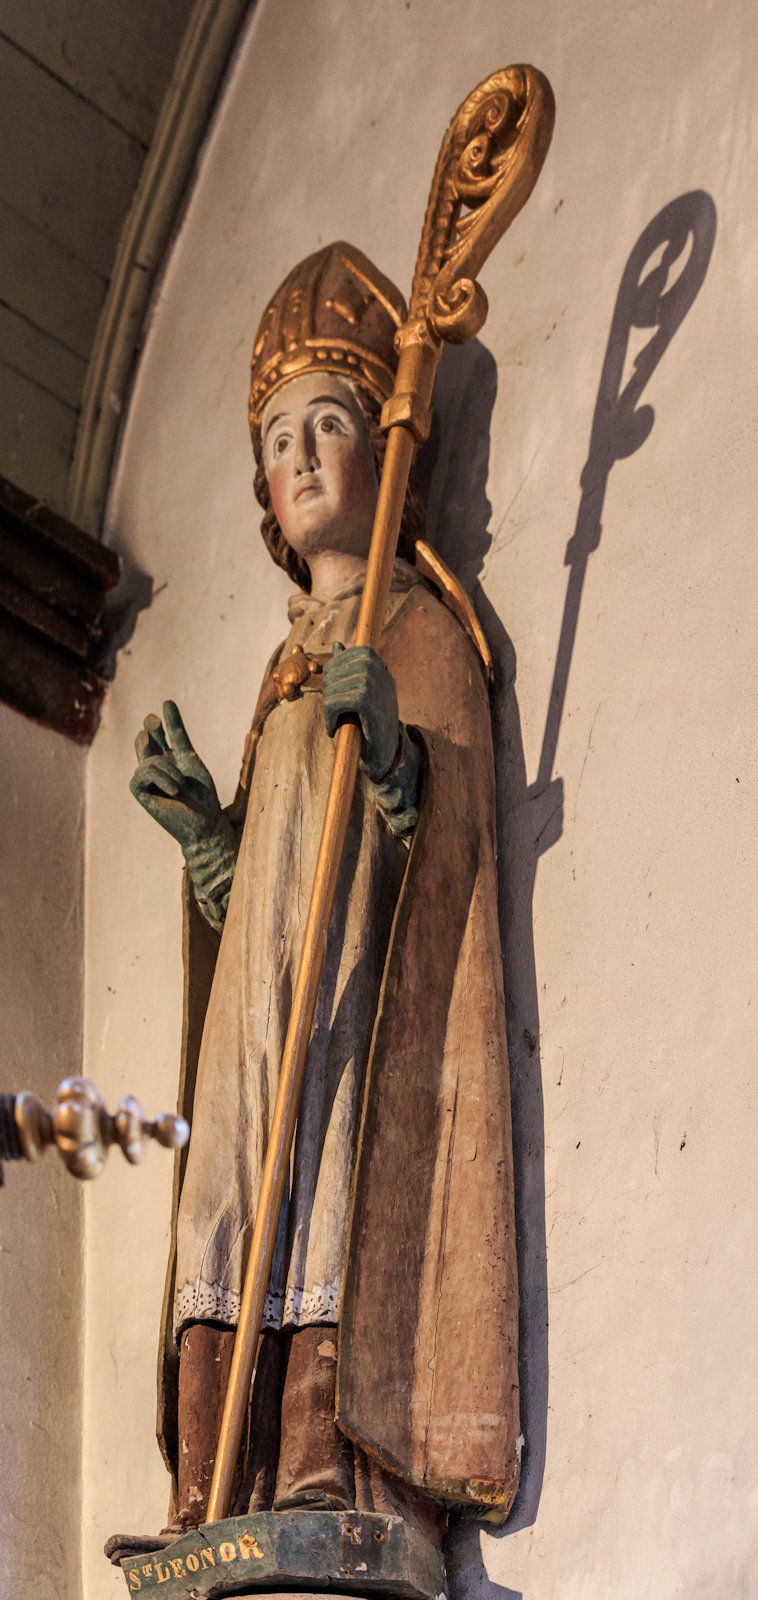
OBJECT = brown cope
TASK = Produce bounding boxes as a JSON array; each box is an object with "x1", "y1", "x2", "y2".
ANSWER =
[{"x1": 157, "y1": 579, "x2": 521, "y2": 1523}]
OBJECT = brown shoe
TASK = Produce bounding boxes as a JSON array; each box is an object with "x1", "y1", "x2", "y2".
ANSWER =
[
  {"x1": 174, "y1": 1322, "x2": 285, "y2": 1524},
  {"x1": 174, "y1": 1322, "x2": 236, "y2": 1528},
  {"x1": 274, "y1": 1324, "x2": 355, "y2": 1510},
  {"x1": 104, "y1": 1532, "x2": 180, "y2": 1566},
  {"x1": 354, "y1": 1447, "x2": 448, "y2": 1550},
  {"x1": 242, "y1": 1327, "x2": 285, "y2": 1511}
]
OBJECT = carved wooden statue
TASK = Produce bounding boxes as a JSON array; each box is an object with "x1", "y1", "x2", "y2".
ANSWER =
[{"x1": 109, "y1": 66, "x2": 554, "y2": 1600}]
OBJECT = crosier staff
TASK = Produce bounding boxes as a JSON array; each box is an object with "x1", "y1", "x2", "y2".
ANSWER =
[{"x1": 207, "y1": 63, "x2": 555, "y2": 1522}]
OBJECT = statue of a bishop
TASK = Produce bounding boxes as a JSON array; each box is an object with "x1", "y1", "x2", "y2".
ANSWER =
[{"x1": 129, "y1": 241, "x2": 521, "y2": 1552}]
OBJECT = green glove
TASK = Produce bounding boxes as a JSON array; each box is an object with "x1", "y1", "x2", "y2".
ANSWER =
[
  {"x1": 322, "y1": 644, "x2": 422, "y2": 836},
  {"x1": 129, "y1": 701, "x2": 237, "y2": 931},
  {"x1": 322, "y1": 643, "x2": 398, "y2": 781}
]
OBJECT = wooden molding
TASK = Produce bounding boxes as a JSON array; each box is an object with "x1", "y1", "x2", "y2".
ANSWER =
[
  {"x1": 0, "y1": 474, "x2": 120, "y2": 742},
  {"x1": 68, "y1": 0, "x2": 253, "y2": 535}
]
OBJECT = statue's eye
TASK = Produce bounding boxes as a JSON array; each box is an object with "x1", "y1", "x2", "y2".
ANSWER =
[
  {"x1": 318, "y1": 415, "x2": 338, "y2": 434},
  {"x1": 273, "y1": 434, "x2": 289, "y2": 455}
]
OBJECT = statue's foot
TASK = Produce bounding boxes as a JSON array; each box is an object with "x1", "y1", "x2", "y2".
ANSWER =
[
  {"x1": 103, "y1": 1530, "x2": 183, "y2": 1566},
  {"x1": 273, "y1": 1486, "x2": 351, "y2": 1511}
]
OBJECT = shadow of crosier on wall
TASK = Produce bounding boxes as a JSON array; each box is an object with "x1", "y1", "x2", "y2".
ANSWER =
[{"x1": 418, "y1": 189, "x2": 716, "y2": 1598}]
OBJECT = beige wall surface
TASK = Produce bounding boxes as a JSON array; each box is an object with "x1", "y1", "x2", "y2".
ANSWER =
[
  {"x1": 0, "y1": 706, "x2": 85, "y2": 1600},
  {"x1": 83, "y1": 1, "x2": 758, "y2": 1596}
]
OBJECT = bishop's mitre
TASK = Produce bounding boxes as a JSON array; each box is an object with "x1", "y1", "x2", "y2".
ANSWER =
[{"x1": 248, "y1": 242, "x2": 407, "y2": 447}]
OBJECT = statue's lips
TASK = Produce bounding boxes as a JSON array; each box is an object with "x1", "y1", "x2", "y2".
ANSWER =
[{"x1": 294, "y1": 479, "x2": 321, "y2": 501}]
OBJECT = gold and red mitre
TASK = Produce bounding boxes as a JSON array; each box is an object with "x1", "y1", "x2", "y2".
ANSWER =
[{"x1": 248, "y1": 242, "x2": 406, "y2": 449}]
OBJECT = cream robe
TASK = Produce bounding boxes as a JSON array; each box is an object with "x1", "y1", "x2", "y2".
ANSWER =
[
  {"x1": 160, "y1": 565, "x2": 522, "y2": 1521},
  {"x1": 173, "y1": 567, "x2": 416, "y2": 1336}
]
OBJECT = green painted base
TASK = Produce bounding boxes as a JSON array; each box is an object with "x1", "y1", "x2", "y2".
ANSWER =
[{"x1": 117, "y1": 1510, "x2": 447, "y2": 1600}]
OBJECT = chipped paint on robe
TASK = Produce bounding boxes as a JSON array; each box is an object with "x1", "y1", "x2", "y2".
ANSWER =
[{"x1": 157, "y1": 567, "x2": 520, "y2": 1523}]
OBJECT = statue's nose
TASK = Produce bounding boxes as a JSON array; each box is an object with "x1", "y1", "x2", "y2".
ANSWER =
[{"x1": 294, "y1": 423, "x2": 319, "y2": 475}]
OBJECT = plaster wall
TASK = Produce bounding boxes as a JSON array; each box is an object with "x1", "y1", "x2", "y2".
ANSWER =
[
  {"x1": 83, "y1": 1, "x2": 758, "y2": 1596},
  {"x1": 0, "y1": 706, "x2": 85, "y2": 1599}
]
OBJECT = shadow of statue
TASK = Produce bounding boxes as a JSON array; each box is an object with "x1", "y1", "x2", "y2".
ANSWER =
[{"x1": 419, "y1": 190, "x2": 716, "y2": 1598}]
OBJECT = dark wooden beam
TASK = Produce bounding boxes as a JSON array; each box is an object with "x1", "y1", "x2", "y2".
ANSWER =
[{"x1": 0, "y1": 473, "x2": 120, "y2": 742}]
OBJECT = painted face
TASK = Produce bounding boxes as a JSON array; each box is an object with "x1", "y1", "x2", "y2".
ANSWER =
[{"x1": 260, "y1": 372, "x2": 378, "y2": 564}]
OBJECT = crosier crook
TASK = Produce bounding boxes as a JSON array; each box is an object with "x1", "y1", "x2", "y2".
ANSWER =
[{"x1": 207, "y1": 64, "x2": 555, "y2": 1522}]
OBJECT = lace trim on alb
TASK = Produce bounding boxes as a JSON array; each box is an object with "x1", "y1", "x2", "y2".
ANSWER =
[
  {"x1": 174, "y1": 1277, "x2": 340, "y2": 1338},
  {"x1": 281, "y1": 1281, "x2": 340, "y2": 1325}
]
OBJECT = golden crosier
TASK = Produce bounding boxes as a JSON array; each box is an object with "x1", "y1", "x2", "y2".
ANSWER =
[
  {"x1": 385, "y1": 66, "x2": 555, "y2": 450},
  {"x1": 411, "y1": 64, "x2": 555, "y2": 345}
]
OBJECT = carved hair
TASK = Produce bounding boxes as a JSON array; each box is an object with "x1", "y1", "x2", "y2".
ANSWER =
[{"x1": 253, "y1": 388, "x2": 426, "y2": 592}]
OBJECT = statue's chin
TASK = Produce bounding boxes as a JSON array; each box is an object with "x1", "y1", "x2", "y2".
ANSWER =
[{"x1": 284, "y1": 516, "x2": 375, "y2": 564}]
